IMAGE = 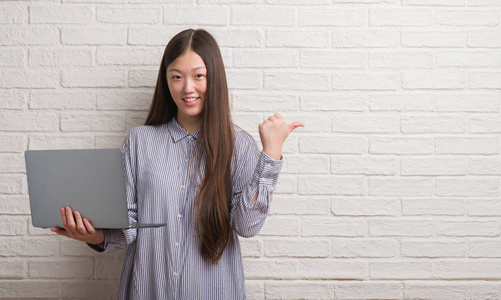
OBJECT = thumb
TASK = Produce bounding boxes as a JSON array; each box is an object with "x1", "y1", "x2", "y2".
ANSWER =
[{"x1": 288, "y1": 121, "x2": 305, "y2": 133}]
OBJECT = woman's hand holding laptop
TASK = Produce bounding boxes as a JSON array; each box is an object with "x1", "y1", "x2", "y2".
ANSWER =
[{"x1": 50, "y1": 207, "x2": 105, "y2": 245}]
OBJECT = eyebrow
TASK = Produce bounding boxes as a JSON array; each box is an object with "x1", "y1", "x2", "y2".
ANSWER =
[{"x1": 168, "y1": 67, "x2": 206, "y2": 73}]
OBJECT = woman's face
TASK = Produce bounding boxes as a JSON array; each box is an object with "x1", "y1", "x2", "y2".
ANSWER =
[{"x1": 167, "y1": 49, "x2": 207, "y2": 131}]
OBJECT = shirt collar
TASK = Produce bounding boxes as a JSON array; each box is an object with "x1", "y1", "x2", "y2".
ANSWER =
[{"x1": 167, "y1": 117, "x2": 201, "y2": 143}]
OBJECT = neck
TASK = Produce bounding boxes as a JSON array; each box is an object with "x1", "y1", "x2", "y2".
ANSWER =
[{"x1": 176, "y1": 114, "x2": 201, "y2": 134}]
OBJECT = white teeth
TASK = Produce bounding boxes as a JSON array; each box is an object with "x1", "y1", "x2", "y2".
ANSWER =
[{"x1": 183, "y1": 97, "x2": 197, "y2": 102}]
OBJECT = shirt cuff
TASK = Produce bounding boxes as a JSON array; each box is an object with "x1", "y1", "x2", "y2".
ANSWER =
[{"x1": 252, "y1": 151, "x2": 283, "y2": 187}]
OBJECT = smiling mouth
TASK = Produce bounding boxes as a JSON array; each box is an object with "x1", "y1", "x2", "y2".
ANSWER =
[{"x1": 183, "y1": 97, "x2": 199, "y2": 103}]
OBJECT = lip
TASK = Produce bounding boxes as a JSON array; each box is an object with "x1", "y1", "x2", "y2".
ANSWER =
[{"x1": 182, "y1": 97, "x2": 200, "y2": 107}]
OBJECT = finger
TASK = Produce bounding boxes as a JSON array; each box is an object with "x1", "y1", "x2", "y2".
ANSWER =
[
  {"x1": 274, "y1": 113, "x2": 283, "y2": 119},
  {"x1": 65, "y1": 206, "x2": 76, "y2": 231},
  {"x1": 288, "y1": 121, "x2": 305, "y2": 133},
  {"x1": 74, "y1": 211, "x2": 87, "y2": 235},
  {"x1": 60, "y1": 207, "x2": 67, "y2": 228},
  {"x1": 267, "y1": 115, "x2": 275, "y2": 121},
  {"x1": 51, "y1": 227, "x2": 70, "y2": 238},
  {"x1": 83, "y1": 218, "x2": 96, "y2": 235}
]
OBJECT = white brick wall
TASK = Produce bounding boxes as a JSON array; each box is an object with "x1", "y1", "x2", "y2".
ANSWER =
[{"x1": 1, "y1": 0, "x2": 501, "y2": 299}]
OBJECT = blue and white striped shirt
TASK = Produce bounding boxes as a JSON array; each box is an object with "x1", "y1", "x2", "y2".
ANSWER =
[{"x1": 90, "y1": 118, "x2": 283, "y2": 299}]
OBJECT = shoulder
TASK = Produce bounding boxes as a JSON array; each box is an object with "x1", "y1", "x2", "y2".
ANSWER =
[
  {"x1": 233, "y1": 127, "x2": 259, "y2": 160},
  {"x1": 126, "y1": 124, "x2": 168, "y2": 141}
]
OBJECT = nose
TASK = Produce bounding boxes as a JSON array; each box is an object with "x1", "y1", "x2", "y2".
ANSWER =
[{"x1": 183, "y1": 78, "x2": 194, "y2": 94}]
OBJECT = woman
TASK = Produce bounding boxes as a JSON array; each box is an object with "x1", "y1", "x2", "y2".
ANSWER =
[{"x1": 51, "y1": 28, "x2": 303, "y2": 299}]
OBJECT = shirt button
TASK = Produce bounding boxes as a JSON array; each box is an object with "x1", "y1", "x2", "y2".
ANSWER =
[
  {"x1": 181, "y1": 185, "x2": 185, "y2": 189},
  {"x1": 177, "y1": 214, "x2": 182, "y2": 218},
  {"x1": 266, "y1": 163, "x2": 271, "y2": 167},
  {"x1": 173, "y1": 272, "x2": 178, "y2": 276},
  {"x1": 185, "y1": 159, "x2": 189, "y2": 163},
  {"x1": 261, "y1": 177, "x2": 265, "y2": 181},
  {"x1": 175, "y1": 242, "x2": 180, "y2": 247}
]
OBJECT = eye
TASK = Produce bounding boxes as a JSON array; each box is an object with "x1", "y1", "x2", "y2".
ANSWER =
[
  {"x1": 171, "y1": 75, "x2": 181, "y2": 80},
  {"x1": 195, "y1": 74, "x2": 205, "y2": 79}
]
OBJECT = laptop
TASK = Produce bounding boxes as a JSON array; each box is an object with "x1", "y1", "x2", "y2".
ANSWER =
[{"x1": 25, "y1": 148, "x2": 167, "y2": 229}]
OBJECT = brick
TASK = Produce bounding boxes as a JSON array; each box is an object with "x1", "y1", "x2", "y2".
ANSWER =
[
  {"x1": 0, "y1": 237, "x2": 59, "y2": 257},
  {"x1": 62, "y1": 280, "x2": 119, "y2": 299},
  {"x1": 0, "y1": 90, "x2": 25, "y2": 110},
  {"x1": 246, "y1": 280, "x2": 264, "y2": 300},
  {"x1": 300, "y1": 7, "x2": 367, "y2": 26},
  {"x1": 209, "y1": 28, "x2": 262, "y2": 48},
  {"x1": 403, "y1": 198, "x2": 465, "y2": 216},
  {"x1": 0, "y1": 4, "x2": 27, "y2": 24},
  {"x1": 96, "y1": 47, "x2": 161, "y2": 65},
  {"x1": 404, "y1": 282, "x2": 469, "y2": 299},
  {"x1": 437, "y1": 50, "x2": 501, "y2": 67},
  {"x1": 232, "y1": 114, "x2": 261, "y2": 133},
  {"x1": 265, "y1": 71, "x2": 330, "y2": 91},
  {"x1": 275, "y1": 175, "x2": 296, "y2": 194},
  {"x1": 332, "y1": 29, "x2": 399, "y2": 48},
  {"x1": 298, "y1": 176, "x2": 365, "y2": 196},
  {"x1": 95, "y1": 256, "x2": 123, "y2": 279},
  {"x1": 370, "y1": 137, "x2": 433, "y2": 154},
  {"x1": 298, "y1": 259, "x2": 366, "y2": 279},
  {"x1": 369, "y1": 93, "x2": 435, "y2": 112},
  {"x1": 240, "y1": 239, "x2": 262, "y2": 257},
  {"x1": 259, "y1": 216, "x2": 300, "y2": 236},
  {"x1": 302, "y1": 218, "x2": 367, "y2": 237},
  {"x1": 166, "y1": 6, "x2": 229, "y2": 25},
  {"x1": 281, "y1": 155, "x2": 329, "y2": 174},
  {"x1": 0, "y1": 216, "x2": 26, "y2": 236},
  {"x1": 370, "y1": 260, "x2": 434, "y2": 279},
  {"x1": 331, "y1": 198, "x2": 399, "y2": 216},
  {"x1": 436, "y1": 221, "x2": 500, "y2": 237},
  {"x1": 0, "y1": 280, "x2": 60, "y2": 298},
  {"x1": 0, "y1": 174, "x2": 26, "y2": 194},
  {"x1": 468, "y1": 72, "x2": 501, "y2": 89},
  {"x1": 95, "y1": 135, "x2": 125, "y2": 149},
  {"x1": 469, "y1": 157, "x2": 501, "y2": 174},
  {"x1": 335, "y1": 282, "x2": 401, "y2": 300},
  {"x1": 370, "y1": 8, "x2": 434, "y2": 26},
  {"x1": 30, "y1": 91, "x2": 95, "y2": 110},
  {"x1": 470, "y1": 0, "x2": 501, "y2": 5},
  {"x1": 270, "y1": 196, "x2": 330, "y2": 215},
  {"x1": 469, "y1": 282, "x2": 501, "y2": 299},
  {"x1": 436, "y1": 9, "x2": 499, "y2": 26},
  {"x1": 0, "y1": 195, "x2": 30, "y2": 215},
  {"x1": 267, "y1": 29, "x2": 330, "y2": 48},
  {"x1": 0, "y1": 70, "x2": 59, "y2": 88},
  {"x1": 128, "y1": 27, "x2": 183, "y2": 45},
  {"x1": 370, "y1": 50, "x2": 434, "y2": 69},
  {"x1": 30, "y1": 47, "x2": 93, "y2": 67},
  {"x1": 226, "y1": 70, "x2": 261, "y2": 90},
  {"x1": 1, "y1": 112, "x2": 58, "y2": 133},
  {"x1": 301, "y1": 135, "x2": 367, "y2": 154},
  {"x1": 232, "y1": 6, "x2": 295, "y2": 26},
  {"x1": 0, "y1": 258, "x2": 25, "y2": 279},
  {"x1": 468, "y1": 30, "x2": 501, "y2": 47},
  {"x1": 267, "y1": 0, "x2": 330, "y2": 3},
  {"x1": 0, "y1": 134, "x2": 27, "y2": 153},
  {"x1": 234, "y1": 49, "x2": 297, "y2": 68},
  {"x1": 468, "y1": 199, "x2": 501, "y2": 216},
  {"x1": 278, "y1": 113, "x2": 329, "y2": 133},
  {"x1": 0, "y1": 27, "x2": 58, "y2": 45},
  {"x1": 0, "y1": 154, "x2": 25, "y2": 173},
  {"x1": 30, "y1": 4, "x2": 93, "y2": 24},
  {"x1": 62, "y1": 28, "x2": 127, "y2": 45},
  {"x1": 265, "y1": 281, "x2": 332, "y2": 299},
  {"x1": 370, "y1": 220, "x2": 434, "y2": 237},
  {"x1": 332, "y1": 72, "x2": 397, "y2": 91},
  {"x1": 97, "y1": 90, "x2": 152, "y2": 110},
  {"x1": 0, "y1": 48, "x2": 25, "y2": 67},
  {"x1": 436, "y1": 260, "x2": 501, "y2": 279},
  {"x1": 300, "y1": 50, "x2": 365, "y2": 69},
  {"x1": 436, "y1": 177, "x2": 499, "y2": 196},
  {"x1": 401, "y1": 157, "x2": 466, "y2": 175},
  {"x1": 29, "y1": 258, "x2": 94, "y2": 279},
  {"x1": 401, "y1": 30, "x2": 465, "y2": 47},
  {"x1": 369, "y1": 177, "x2": 434, "y2": 197},
  {"x1": 331, "y1": 156, "x2": 396, "y2": 175},
  {"x1": 436, "y1": 137, "x2": 499, "y2": 154},
  {"x1": 300, "y1": 93, "x2": 367, "y2": 112},
  {"x1": 128, "y1": 69, "x2": 158, "y2": 88},
  {"x1": 402, "y1": 240, "x2": 467, "y2": 257},
  {"x1": 331, "y1": 238, "x2": 399, "y2": 258},
  {"x1": 332, "y1": 114, "x2": 399, "y2": 133},
  {"x1": 29, "y1": 134, "x2": 95, "y2": 150},
  {"x1": 62, "y1": 68, "x2": 127, "y2": 88},
  {"x1": 243, "y1": 258, "x2": 298, "y2": 279},
  {"x1": 97, "y1": 7, "x2": 161, "y2": 24},
  {"x1": 61, "y1": 112, "x2": 125, "y2": 132},
  {"x1": 437, "y1": 93, "x2": 500, "y2": 112},
  {"x1": 403, "y1": 0, "x2": 466, "y2": 5},
  {"x1": 470, "y1": 240, "x2": 501, "y2": 257},
  {"x1": 402, "y1": 71, "x2": 465, "y2": 89},
  {"x1": 264, "y1": 238, "x2": 330, "y2": 257}
]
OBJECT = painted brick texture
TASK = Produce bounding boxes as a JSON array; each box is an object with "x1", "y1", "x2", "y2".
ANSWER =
[{"x1": 1, "y1": 1, "x2": 501, "y2": 299}]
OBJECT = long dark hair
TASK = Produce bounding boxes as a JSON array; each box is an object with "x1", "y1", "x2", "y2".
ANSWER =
[{"x1": 145, "y1": 29, "x2": 234, "y2": 264}]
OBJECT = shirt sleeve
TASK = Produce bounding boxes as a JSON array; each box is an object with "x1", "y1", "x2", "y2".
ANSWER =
[
  {"x1": 88, "y1": 134, "x2": 138, "y2": 253},
  {"x1": 230, "y1": 135, "x2": 283, "y2": 238}
]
